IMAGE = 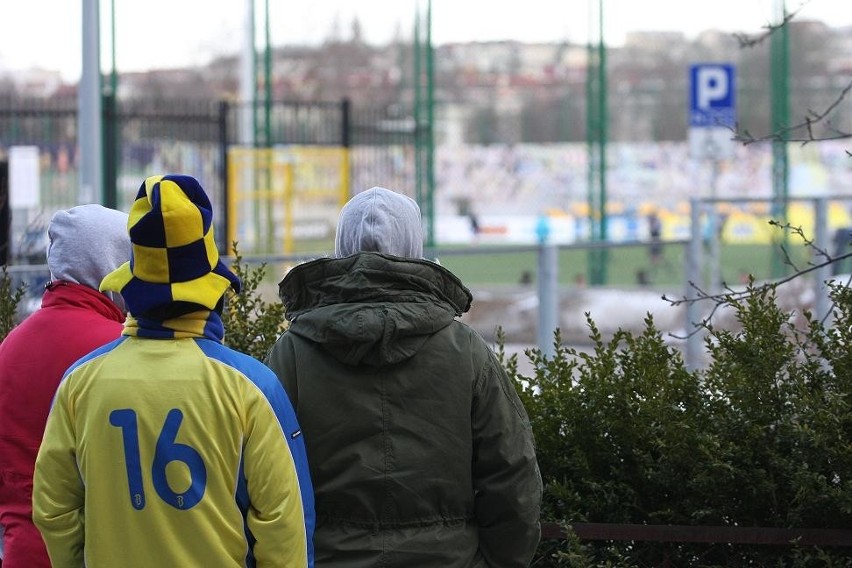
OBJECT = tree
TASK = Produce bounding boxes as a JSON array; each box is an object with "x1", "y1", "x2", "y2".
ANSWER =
[{"x1": 733, "y1": 6, "x2": 852, "y2": 147}]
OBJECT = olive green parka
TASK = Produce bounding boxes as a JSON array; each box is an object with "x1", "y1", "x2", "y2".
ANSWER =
[{"x1": 265, "y1": 251, "x2": 542, "y2": 567}]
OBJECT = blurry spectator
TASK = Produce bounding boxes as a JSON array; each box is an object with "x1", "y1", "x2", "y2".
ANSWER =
[
  {"x1": 32, "y1": 175, "x2": 314, "y2": 567},
  {"x1": 832, "y1": 227, "x2": 852, "y2": 275},
  {"x1": 0, "y1": 205, "x2": 130, "y2": 568},
  {"x1": 535, "y1": 212, "x2": 551, "y2": 244},
  {"x1": 648, "y1": 211, "x2": 663, "y2": 265},
  {"x1": 266, "y1": 186, "x2": 542, "y2": 566},
  {"x1": 469, "y1": 211, "x2": 481, "y2": 239}
]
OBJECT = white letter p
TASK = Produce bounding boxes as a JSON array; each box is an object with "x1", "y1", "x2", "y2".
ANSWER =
[{"x1": 697, "y1": 67, "x2": 728, "y2": 110}]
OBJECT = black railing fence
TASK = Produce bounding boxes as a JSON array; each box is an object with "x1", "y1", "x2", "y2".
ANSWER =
[
  {"x1": 534, "y1": 522, "x2": 852, "y2": 567},
  {"x1": 0, "y1": 95, "x2": 418, "y2": 261}
]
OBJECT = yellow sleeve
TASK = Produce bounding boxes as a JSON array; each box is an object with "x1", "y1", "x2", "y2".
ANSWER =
[
  {"x1": 32, "y1": 382, "x2": 86, "y2": 568},
  {"x1": 242, "y1": 393, "x2": 308, "y2": 567}
]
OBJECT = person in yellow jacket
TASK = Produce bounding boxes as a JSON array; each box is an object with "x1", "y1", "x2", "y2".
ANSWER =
[{"x1": 32, "y1": 174, "x2": 315, "y2": 567}]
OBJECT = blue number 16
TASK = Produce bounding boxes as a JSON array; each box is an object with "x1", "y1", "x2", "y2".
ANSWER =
[{"x1": 109, "y1": 408, "x2": 207, "y2": 511}]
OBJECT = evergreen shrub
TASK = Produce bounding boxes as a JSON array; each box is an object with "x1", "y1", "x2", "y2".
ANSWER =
[
  {"x1": 0, "y1": 265, "x2": 26, "y2": 343},
  {"x1": 3, "y1": 253, "x2": 850, "y2": 566},
  {"x1": 504, "y1": 283, "x2": 852, "y2": 567},
  {"x1": 221, "y1": 244, "x2": 287, "y2": 361}
]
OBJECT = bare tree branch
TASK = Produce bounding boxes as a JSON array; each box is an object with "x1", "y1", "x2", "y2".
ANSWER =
[
  {"x1": 733, "y1": 80, "x2": 852, "y2": 145},
  {"x1": 664, "y1": 244, "x2": 852, "y2": 311},
  {"x1": 728, "y1": 1, "x2": 852, "y2": 146},
  {"x1": 667, "y1": 2, "x2": 852, "y2": 340},
  {"x1": 732, "y1": 2, "x2": 807, "y2": 48},
  {"x1": 662, "y1": 220, "x2": 852, "y2": 337}
]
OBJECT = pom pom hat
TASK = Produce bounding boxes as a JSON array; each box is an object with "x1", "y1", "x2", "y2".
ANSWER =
[{"x1": 100, "y1": 174, "x2": 241, "y2": 316}]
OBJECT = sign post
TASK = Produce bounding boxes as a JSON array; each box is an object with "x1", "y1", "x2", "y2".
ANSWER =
[
  {"x1": 689, "y1": 62, "x2": 736, "y2": 284},
  {"x1": 686, "y1": 64, "x2": 736, "y2": 368}
]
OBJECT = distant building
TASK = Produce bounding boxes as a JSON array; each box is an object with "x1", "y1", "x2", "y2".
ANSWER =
[
  {"x1": 1, "y1": 20, "x2": 850, "y2": 145},
  {"x1": 8, "y1": 68, "x2": 64, "y2": 98}
]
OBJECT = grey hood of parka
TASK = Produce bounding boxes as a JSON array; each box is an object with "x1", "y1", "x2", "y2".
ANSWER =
[
  {"x1": 333, "y1": 186, "x2": 424, "y2": 259},
  {"x1": 277, "y1": 252, "x2": 473, "y2": 366}
]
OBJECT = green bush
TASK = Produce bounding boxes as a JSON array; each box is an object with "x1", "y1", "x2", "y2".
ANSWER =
[
  {"x1": 0, "y1": 265, "x2": 26, "y2": 343},
  {"x1": 221, "y1": 244, "x2": 287, "y2": 361},
  {"x1": 217, "y1": 254, "x2": 850, "y2": 565},
  {"x1": 504, "y1": 282, "x2": 852, "y2": 567}
]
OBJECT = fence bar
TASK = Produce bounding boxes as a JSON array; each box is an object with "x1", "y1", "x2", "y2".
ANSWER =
[
  {"x1": 0, "y1": 160, "x2": 8, "y2": 265},
  {"x1": 218, "y1": 101, "x2": 230, "y2": 254},
  {"x1": 685, "y1": 199, "x2": 704, "y2": 370},
  {"x1": 542, "y1": 522, "x2": 852, "y2": 547},
  {"x1": 814, "y1": 197, "x2": 831, "y2": 323},
  {"x1": 537, "y1": 243, "x2": 558, "y2": 358}
]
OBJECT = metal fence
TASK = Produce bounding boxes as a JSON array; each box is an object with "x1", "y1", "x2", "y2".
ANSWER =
[
  {"x1": 534, "y1": 521, "x2": 852, "y2": 567},
  {"x1": 0, "y1": 95, "x2": 418, "y2": 261}
]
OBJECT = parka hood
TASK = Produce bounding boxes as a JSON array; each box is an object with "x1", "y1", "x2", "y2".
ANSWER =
[{"x1": 279, "y1": 252, "x2": 472, "y2": 366}]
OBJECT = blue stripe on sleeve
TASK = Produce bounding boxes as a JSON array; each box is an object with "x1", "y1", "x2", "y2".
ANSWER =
[{"x1": 195, "y1": 339, "x2": 315, "y2": 564}]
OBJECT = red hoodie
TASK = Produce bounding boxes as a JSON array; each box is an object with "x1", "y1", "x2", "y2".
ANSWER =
[{"x1": 0, "y1": 282, "x2": 124, "y2": 568}]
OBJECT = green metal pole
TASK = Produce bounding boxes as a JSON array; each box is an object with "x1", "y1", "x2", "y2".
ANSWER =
[
  {"x1": 110, "y1": 0, "x2": 117, "y2": 117},
  {"x1": 112, "y1": 0, "x2": 119, "y2": 208},
  {"x1": 586, "y1": 0, "x2": 607, "y2": 285},
  {"x1": 597, "y1": 0, "x2": 608, "y2": 283},
  {"x1": 413, "y1": 2, "x2": 424, "y2": 212},
  {"x1": 425, "y1": 0, "x2": 435, "y2": 248},
  {"x1": 585, "y1": 44, "x2": 595, "y2": 280},
  {"x1": 250, "y1": 0, "x2": 259, "y2": 147},
  {"x1": 263, "y1": 0, "x2": 273, "y2": 251},
  {"x1": 770, "y1": 0, "x2": 789, "y2": 278},
  {"x1": 586, "y1": 34, "x2": 596, "y2": 256},
  {"x1": 264, "y1": 0, "x2": 272, "y2": 146},
  {"x1": 103, "y1": 0, "x2": 119, "y2": 209}
]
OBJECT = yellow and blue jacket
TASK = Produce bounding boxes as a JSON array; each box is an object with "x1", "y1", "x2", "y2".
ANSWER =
[{"x1": 33, "y1": 313, "x2": 315, "y2": 568}]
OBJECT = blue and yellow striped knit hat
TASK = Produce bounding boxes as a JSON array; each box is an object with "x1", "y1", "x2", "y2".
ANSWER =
[{"x1": 100, "y1": 174, "x2": 241, "y2": 316}]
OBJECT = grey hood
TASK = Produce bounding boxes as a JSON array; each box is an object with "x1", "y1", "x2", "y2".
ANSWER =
[
  {"x1": 334, "y1": 186, "x2": 423, "y2": 258},
  {"x1": 47, "y1": 204, "x2": 131, "y2": 312}
]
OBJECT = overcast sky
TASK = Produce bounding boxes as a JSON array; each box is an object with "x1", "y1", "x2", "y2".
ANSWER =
[{"x1": 1, "y1": 0, "x2": 849, "y2": 81}]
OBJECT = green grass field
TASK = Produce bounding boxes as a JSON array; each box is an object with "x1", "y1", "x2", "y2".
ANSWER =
[
  {"x1": 265, "y1": 238, "x2": 814, "y2": 290},
  {"x1": 432, "y1": 242, "x2": 813, "y2": 288}
]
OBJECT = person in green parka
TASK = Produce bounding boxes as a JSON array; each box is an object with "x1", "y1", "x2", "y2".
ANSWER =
[{"x1": 265, "y1": 186, "x2": 542, "y2": 567}]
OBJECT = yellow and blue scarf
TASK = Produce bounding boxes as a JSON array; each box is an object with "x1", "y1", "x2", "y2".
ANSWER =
[{"x1": 122, "y1": 310, "x2": 225, "y2": 342}]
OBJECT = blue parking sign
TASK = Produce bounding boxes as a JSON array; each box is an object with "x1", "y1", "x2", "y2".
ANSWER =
[{"x1": 689, "y1": 64, "x2": 735, "y2": 128}]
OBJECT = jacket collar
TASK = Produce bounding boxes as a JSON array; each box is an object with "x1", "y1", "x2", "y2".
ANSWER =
[
  {"x1": 279, "y1": 252, "x2": 472, "y2": 319},
  {"x1": 41, "y1": 280, "x2": 126, "y2": 323}
]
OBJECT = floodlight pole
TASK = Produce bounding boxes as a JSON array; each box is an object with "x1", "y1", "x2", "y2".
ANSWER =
[
  {"x1": 109, "y1": 0, "x2": 117, "y2": 99},
  {"x1": 413, "y1": 0, "x2": 435, "y2": 248},
  {"x1": 239, "y1": 0, "x2": 256, "y2": 146},
  {"x1": 585, "y1": 0, "x2": 608, "y2": 285},
  {"x1": 263, "y1": 0, "x2": 272, "y2": 146},
  {"x1": 414, "y1": 6, "x2": 422, "y2": 209},
  {"x1": 102, "y1": 0, "x2": 118, "y2": 209},
  {"x1": 80, "y1": 0, "x2": 103, "y2": 204},
  {"x1": 425, "y1": 0, "x2": 435, "y2": 248},
  {"x1": 770, "y1": 0, "x2": 790, "y2": 278}
]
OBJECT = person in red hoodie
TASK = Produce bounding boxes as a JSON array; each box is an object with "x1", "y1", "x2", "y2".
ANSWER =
[{"x1": 0, "y1": 204, "x2": 130, "y2": 568}]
